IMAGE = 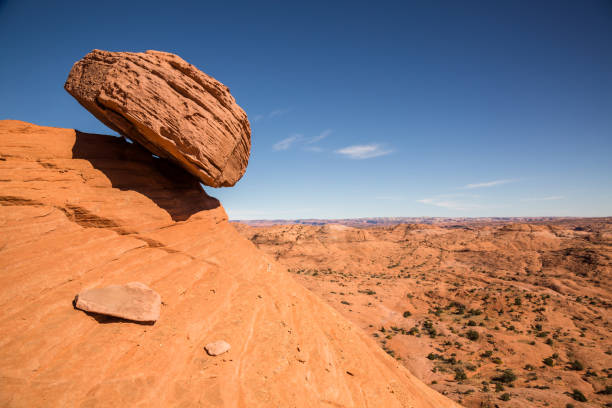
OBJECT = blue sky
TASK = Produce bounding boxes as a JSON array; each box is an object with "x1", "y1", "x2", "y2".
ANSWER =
[{"x1": 1, "y1": 0, "x2": 611, "y2": 219}]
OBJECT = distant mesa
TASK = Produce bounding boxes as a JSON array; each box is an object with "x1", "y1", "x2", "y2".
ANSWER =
[
  {"x1": 235, "y1": 216, "x2": 596, "y2": 228},
  {"x1": 65, "y1": 49, "x2": 251, "y2": 187}
]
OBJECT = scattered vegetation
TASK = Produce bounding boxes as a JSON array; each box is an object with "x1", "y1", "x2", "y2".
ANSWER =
[
  {"x1": 492, "y1": 369, "x2": 516, "y2": 384},
  {"x1": 569, "y1": 389, "x2": 587, "y2": 402},
  {"x1": 569, "y1": 360, "x2": 584, "y2": 371},
  {"x1": 454, "y1": 368, "x2": 467, "y2": 381},
  {"x1": 247, "y1": 219, "x2": 611, "y2": 408}
]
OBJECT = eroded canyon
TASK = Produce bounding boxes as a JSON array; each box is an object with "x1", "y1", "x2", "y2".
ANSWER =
[{"x1": 236, "y1": 220, "x2": 612, "y2": 407}]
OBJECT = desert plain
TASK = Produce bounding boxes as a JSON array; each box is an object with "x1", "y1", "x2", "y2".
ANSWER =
[{"x1": 236, "y1": 218, "x2": 612, "y2": 407}]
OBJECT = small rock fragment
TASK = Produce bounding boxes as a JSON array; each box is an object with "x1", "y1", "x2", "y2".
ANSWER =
[
  {"x1": 75, "y1": 282, "x2": 161, "y2": 322},
  {"x1": 205, "y1": 340, "x2": 231, "y2": 356}
]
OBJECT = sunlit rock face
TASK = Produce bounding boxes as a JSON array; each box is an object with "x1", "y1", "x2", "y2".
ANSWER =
[{"x1": 65, "y1": 49, "x2": 251, "y2": 187}]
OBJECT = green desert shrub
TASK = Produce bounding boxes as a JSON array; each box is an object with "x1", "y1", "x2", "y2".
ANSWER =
[
  {"x1": 598, "y1": 385, "x2": 612, "y2": 395},
  {"x1": 422, "y1": 320, "x2": 437, "y2": 337},
  {"x1": 492, "y1": 369, "x2": 516, "y2": 384},
  {"x1": 570, "y1": 360, "x2": 584, "y2": 371},
  {"x1": 466, "y1": 330, "x2": 479, "y2": 341},
  {"x1": 454, "y1": 368, "x2": 467, "y2": 381},
  {"x1": 570, "y1": 389, "x2": 587, "y2": 402}
]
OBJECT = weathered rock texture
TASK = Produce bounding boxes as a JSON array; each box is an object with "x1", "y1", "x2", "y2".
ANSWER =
[
  {"x1": 75, "y1": 282, "x2": 161, "y2": 322},
  {"x1": 0, "y1": 120, "x2": 459, "y2": 407},
  {"x1": 64, "y1": 49, "x2": 251, "y2": 187}
]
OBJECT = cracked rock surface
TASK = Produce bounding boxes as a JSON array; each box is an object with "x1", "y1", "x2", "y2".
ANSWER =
[{"x1": 64, "y1": 49, "x2": 251, "y2": 187}]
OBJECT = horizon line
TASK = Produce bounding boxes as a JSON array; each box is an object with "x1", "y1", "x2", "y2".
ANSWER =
[{"x1": 230, "y1": 215, "x2": 611, "y2": 222}]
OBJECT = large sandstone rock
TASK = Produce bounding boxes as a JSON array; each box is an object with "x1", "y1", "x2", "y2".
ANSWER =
[
  {"x1": 64, "y1": 49, "x2": 251, "y2": 187},
  {"x1": 75, "y1": 282, "x2": 161, "y2": 322},
  {"x1": 0, "y1": 120, "x2": 459, "y2": 408}
]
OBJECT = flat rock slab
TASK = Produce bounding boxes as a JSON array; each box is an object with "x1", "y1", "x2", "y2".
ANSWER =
[
  {"x1": 64, "y1": 49, "x2": 251, "y2": 187},
  {"x1": 205, "y1": 340, "x2": 231, "y2": 356},
  {"x1": 75, "y1": 282, "x2": 161, "y2": 322}
]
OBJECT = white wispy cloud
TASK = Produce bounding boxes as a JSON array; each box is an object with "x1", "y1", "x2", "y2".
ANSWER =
[
  {"x1": 273, "y1": 135, "x2": 302, "y2": 151},
  {"x1": 521, "y1": 196, "x2": 564, "y2": 202},
  {"x1": 273, "y1": 129, "x2": 331, "y2": 152},
  {"x1": 464, "y1": 179, "x2": 516, "y2": 189},
  {"x1": 375, "y1": 196, "x2": 406, "y2": 201},
  {"x1": 417, "y1": 197, "x2": 483, "y2": 211},
  {"x1": 437, "y1": 193, "x2": 481, "y2": 199},
  {"x1": 268, "y1": 108, "x2": 291, "y2": 118},
  {"x1": 250, "y1": 108, "x2": 291, "y2": 123},
  {"x1": 335, "y1": 144, "x2": 393, "y2": 159},
  {"x1": 306, "y1": 129, "x2": 332, "y2": 144}
]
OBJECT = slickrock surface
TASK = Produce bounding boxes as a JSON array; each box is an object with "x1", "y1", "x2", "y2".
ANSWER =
[
  {"x1": 236, "y1": 222, "x2": 612, "y2": 407},
  {"x1": 205, "y1": 340, "x2": 231, "y2": 356},
  {"x1": 64, "y1": 49, "x2": 251, "y2": 187},
  {"x1": 0, "y1": 120, "x2": 459, "y2": 407},
  {"x1": 75, "y1": 282, "x2": 161, "y2": 322}
]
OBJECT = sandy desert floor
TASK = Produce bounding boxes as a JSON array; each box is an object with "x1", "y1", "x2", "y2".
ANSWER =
[{"x1": 236, "y1": 219, "x2": 612, "y2": 407}]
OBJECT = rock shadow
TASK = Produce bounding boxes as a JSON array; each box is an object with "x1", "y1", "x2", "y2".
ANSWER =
[{"x1": 72, "y1": 130, "x2": 220, "y2": 222}]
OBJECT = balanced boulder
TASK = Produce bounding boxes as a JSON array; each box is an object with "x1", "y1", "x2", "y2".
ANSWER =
[
  {"x1": 65, "y1": 49, "x2": 251, "y2": 187},
  {"x1": 75, "y1": 282, "x2": 161, "y2": 322}
]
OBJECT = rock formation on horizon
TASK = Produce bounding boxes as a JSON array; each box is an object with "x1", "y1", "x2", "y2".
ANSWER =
[{"x1": 65, "y1": 49, "x2": 251, "y2": 187}]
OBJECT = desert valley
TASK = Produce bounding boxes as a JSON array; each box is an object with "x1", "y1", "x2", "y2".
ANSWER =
[{"x1": 236, "y1": 219, "x2": 612, "y2": 407}]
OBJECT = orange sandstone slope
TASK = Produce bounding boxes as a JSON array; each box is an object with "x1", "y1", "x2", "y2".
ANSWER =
[{"x1": 0, "y1": 120, "x2": 459, "y2": 408}]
